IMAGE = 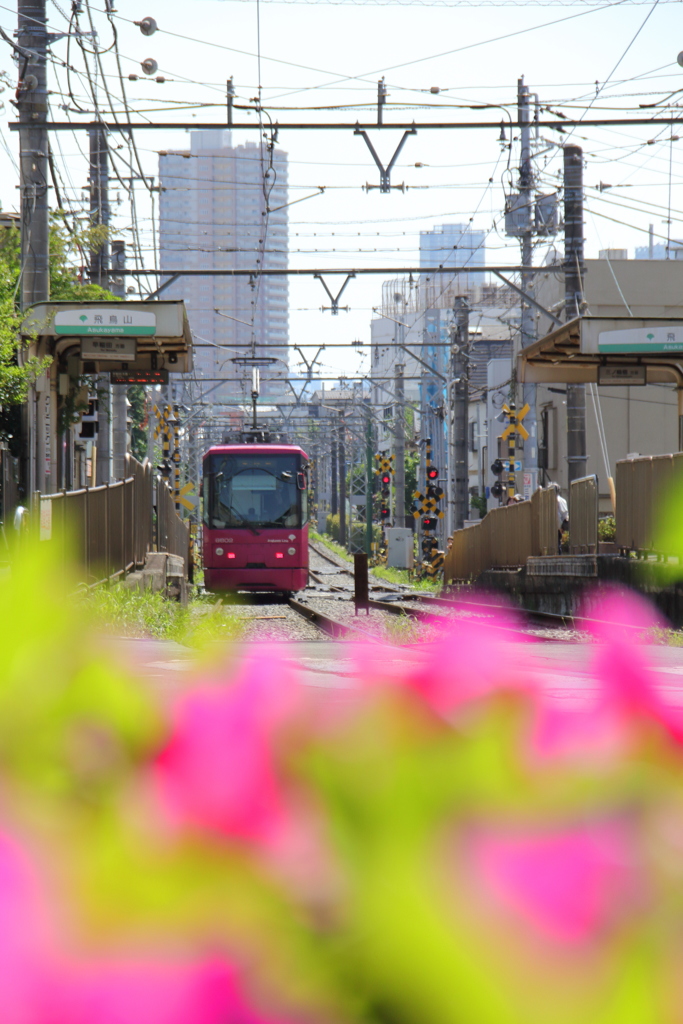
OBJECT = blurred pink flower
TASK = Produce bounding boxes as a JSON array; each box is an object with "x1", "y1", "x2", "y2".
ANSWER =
[
  {"x1": 586, "y1": 591, "x2": 683, "y2": 744},
  {"x1": 472, "y1": 821, "x2": 634, "y2": 944},
  {"x1": 55, "y1": 956, "x2": 280, "y2": 1024},
  {"x1": 152, "y1": 648, "x2": 299, "y2": 843},
  {"x1": 352, "y1": 603, "x2": 533, "y2": 720}
]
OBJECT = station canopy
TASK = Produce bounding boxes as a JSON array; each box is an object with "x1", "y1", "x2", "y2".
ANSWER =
[
  {"x1": 21, "y1": 299, "x2": 193, "y2": 379},
  {"x1": 518, "y1": 316, "x2": 683, "y2": 388}
]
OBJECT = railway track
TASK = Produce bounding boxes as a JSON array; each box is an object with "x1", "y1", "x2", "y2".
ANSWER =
[{"x1": 210, "y1": 542, "x2": 585, "y2": 644}]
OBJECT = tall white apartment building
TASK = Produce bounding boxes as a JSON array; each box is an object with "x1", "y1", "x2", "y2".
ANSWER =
[{"x1": 159, "y1": 130, "x2": 289, "y2": 402}]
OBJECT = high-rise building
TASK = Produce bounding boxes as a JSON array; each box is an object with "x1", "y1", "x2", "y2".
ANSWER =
[
  {"x1": 419, "y1": 223, "x2": 486, "y2": 298},
  {"x1": 159, "y1": 130, "x2": 289, "y2": 403}
]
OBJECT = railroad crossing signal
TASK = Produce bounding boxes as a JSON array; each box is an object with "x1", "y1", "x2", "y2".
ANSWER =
[
  {"x1": 374, "y1": 453, "x2": 394, "y2": 476},
  {"x1": 501, "y1": 402, "x2": 530, "y2": 441},
  {"x1": 377, "y1": 454, "x2": 393, "y2": 521},
  {"x1": 177, "y1": 481, "x2": 198, "y2": 512}
]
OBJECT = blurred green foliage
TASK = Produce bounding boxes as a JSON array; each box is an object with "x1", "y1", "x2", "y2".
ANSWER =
[{"x1": 4, "y1": 540, "x2": 683, "y2": 1024}]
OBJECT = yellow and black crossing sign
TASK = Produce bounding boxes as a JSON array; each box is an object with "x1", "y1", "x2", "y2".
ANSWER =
[
  {"x1": 374, "y1": 452, "x2": 395, "y2": 476},
  {"x1": 501, "y1": 402, "x2": 530, "y2": 441}
]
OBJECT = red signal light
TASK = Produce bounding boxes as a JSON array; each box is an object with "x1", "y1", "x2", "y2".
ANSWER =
[
  {"x1": 227, "y1": 552, "x2": 236, "y2": 559},
  {"x1": 427, "y1": 466, "x2": 439, "y2": 480},
  {"x1": 381, "y1": 473, "x2": 391, "y2": 485},
  {"x1": 275, "y1": 552, "x2": 284, "y2": 559}
]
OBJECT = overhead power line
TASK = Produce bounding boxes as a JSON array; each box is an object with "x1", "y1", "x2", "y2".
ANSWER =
[{"x1": 17, "y1": 116, "x2": 683, "y2": 132}]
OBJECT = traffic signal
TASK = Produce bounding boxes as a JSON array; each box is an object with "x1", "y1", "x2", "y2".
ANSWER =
[
  {"x1": 422, "y1": 515, "x2": 437, "y2": 532},
  {"x1": 380, "y1": 506, "x2": 391, "y2": 520},
  {"x1": 380, "y1": 472, "x2": 391, "y2": 487},
  {"x1": 427, "y1": 466, "x2": 439, "y2": 481},
  {"x1": 491, "y1": 459, "x2": 504, "y2": 476},
  {"x1": 491, "y1": 481, "x2": 504, "y2": 498}
]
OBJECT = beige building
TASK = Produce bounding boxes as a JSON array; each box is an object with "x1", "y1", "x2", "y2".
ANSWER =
[{"x1": 475, "y1": 257, "x2": 682, "y2": 513}]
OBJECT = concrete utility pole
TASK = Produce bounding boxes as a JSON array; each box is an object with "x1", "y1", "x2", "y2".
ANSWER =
[
  {"x1": 88, "y1": 127, "x2": 114, "y2": 484},
  {"x1": 18, "y1": 0, "x2": 50, "y2": 496},
  {"x1": 563, "y1": 145, "x2": 587, "y2": 483},
  {"x1": 110, "y1": 239, "x2": 128, "y2": 478},
  {"x1": 451, "y1": 297, "x2": 470, "y2": 531},
  {"x1": 330, "y1": 431, "x2": 338, "y2": 516},
  {"x1": 338, "y1": 413, "x2": 346, "y2": 547},
  {"x1": 518, "y1": 77, "x2": 538, "y2": 494},
  {"x1": 365, "y1": 402, "x2": 374, "y2": 555},
  {"x1": 393, "y1": 359, "x2": 405, "y2": 528}
]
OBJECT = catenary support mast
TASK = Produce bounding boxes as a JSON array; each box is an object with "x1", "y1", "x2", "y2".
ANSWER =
[
  {"x1": 18, "y1": 0, "x2": 50, "y2": 495},
  {"x1": 564, "y1": 145, "x2": 587, "y2": 484},
  {"x1": 451, "y1": 297, "x2": 470, "y2": 531}
]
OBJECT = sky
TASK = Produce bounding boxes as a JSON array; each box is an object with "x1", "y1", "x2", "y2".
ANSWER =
[{"x1": 0, "y1": 0, "x2": 681, "y2": 384}]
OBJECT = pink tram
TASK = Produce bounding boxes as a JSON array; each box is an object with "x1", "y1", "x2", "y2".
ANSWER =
[{"x1": 202, "y1": 441, "x2": 309, "y2": 593}]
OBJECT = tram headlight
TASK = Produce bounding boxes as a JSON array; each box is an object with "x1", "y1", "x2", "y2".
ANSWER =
[
  {"x1": 287, "y1": 547, "x2": 296, "y2": 555},
  {"x1": 215, "y1": 547, "x2": 224, "y2": 556}
]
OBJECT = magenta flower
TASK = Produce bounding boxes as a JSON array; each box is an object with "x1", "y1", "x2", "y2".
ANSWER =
[
  {"x1": 472, "y1": 821, "x2": 635, "y2": 944},
  {"x1": 0, "y1": 830, "x2": 58, "y2": 1024},
  {"x1": 351, "y1": 604, "x2": 534, "y2": 720},
  {"x1": 54, "y1": 956, "x2": 280, "y2": 1024},
  {"x1": 586, "y1": 591, "x2": 683, "y2": 743},
  {"x1": 152, "y1": 647, "x2": 299, "y2": 843}
]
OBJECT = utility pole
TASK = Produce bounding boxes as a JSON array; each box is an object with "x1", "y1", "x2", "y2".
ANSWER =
[
  {"x1": 338, "y1": 413, "x2": 346, "y2": 547},
  {"x1": 365, "y1": 401, "x2": 373, "y2": 555},
  {"x1": 330, "y1": 430, "x2": 338, "y2": 517},
  {"x1": 564, "y1": 145, "x2": 587, "y2": 483},
  {"x1": 18, "y1": 0, "x2": 50, "y2": 497},
  {"x1": 89, "y1": 127, "x2": 114, "y2": 484},
  {"x1": 392, "y1": 315, "x2": 407, "y2": 529},
  {"x1": 110, "y1": 239, "x2": 128, "y2": 478},
  {"x1": 451, "y1": 296, "x2": 470, "y2": 531},
  {"x1": 394, "y1": 358, "x2": 405, "y2": 528},
  {"x1": 518, "y1": 77, "x2": 538, "y2": 496}
]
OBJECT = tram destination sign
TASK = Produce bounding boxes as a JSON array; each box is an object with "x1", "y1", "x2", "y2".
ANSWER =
[
  {"x1": 598, "y1": 325, "x2": 683, "y2": 354},
  {"x1": 54, "y1": 309, "x2": 156, "y2": 336}
]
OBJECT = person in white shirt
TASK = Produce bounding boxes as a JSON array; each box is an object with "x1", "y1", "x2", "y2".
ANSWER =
[{"x1": 549, "y1": 482, "x2": 568, "y2": 553}]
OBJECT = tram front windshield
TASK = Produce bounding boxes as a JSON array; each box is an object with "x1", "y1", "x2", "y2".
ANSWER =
[{"x1": 204, "y1": 453, "x2": 305, "y2": 530}]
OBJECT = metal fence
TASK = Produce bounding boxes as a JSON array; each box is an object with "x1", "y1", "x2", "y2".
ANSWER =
[
  {"x1": 35, "y1": 455, "x2": 188, "y2": 586},
  {"x1": 444, "y1": 487, "x2": 557, "y2": 582},
  {"x1": 157, "y1": 477, "x2": 190, "y2": 565},
  {"x1": 615, "y1": 452, "x2": 683, "y2": 555},
  {"x1": 569, "y1": 475, "x2": 598, "y2": 554}
]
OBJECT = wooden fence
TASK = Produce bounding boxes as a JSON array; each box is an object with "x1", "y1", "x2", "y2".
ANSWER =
[
  {"x1": 444, "y1": 487, "x2": 557, "y2": 582},
  {"x1": 36, "y1": 455, "x2": 188, "y2": 585},
  {"x1": 615, "y1": 452, "x2": 683, "y2": 555},
  {"x1": 569, "y1": 475, "x2": 599, "y2": 554}
]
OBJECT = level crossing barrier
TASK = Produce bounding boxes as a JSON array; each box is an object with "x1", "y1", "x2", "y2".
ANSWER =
[
  {"x1": 34, "y1": 455, "x2": 187, "y2": 586},
  {"x1": 444, "y1": 486, "x2": 557, "y2": 582},
  {"x1": 615, "y1": 452, "x2": 683, "y2": 556},
  {"x1": 569, "y1": 475, "x2": 599, "y2": 554}
]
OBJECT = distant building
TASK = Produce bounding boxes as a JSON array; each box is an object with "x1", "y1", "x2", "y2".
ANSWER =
[
  {"x1": 159, "y1": 130, "x2": 289, "y2": 402},
  {"x1": 419, "y1": 223, "x2": 486, "y2": 296},
  {"x1": 635, "y1": 226, "x2": 683, "y2": 260}
]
